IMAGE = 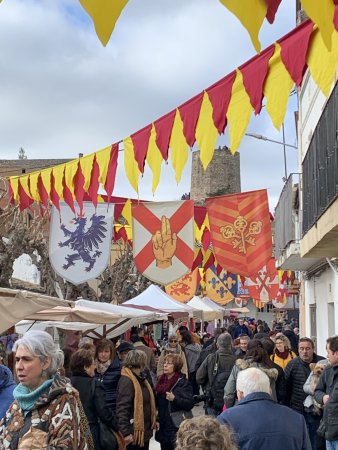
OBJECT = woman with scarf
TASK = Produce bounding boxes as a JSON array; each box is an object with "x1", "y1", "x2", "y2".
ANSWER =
[
  {"x1": 271, "y1": 335, "x2": 296, "y2": 369},
  {"x1": 155, "y1": 353, "x2": 194, "y2": 450},
  {"x1": 0, "y1": 330, "x2": 87, "y2": 450},
  {"x1": 157, "y1": 334, "x2": 188, "y2": 379},
  {"x1": 70, "y1": 348, "x2": 120, "y2": 450},
  {"x1": 95, "y1": 338, "x2": 121, "y2": 411},
  {"x1": 116, "y1": 350, "x2": 157, "y2": 450}
]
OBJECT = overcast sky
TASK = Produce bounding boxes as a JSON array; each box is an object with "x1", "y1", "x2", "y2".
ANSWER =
[{"x1": 0, "y1": 0, "x2": 298, "y2": 209}]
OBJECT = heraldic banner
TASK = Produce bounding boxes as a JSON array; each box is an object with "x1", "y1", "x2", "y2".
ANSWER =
[
  {"x1": 132, "y1": 200, "x2": 194, "y2": 285},
  {"x1": 205, "y1": 265, "x2": 238, "y2": 305},
  {"x1": 245, "y1": 257, "x2": 279, "y2": 302},
  {"x1": 165, "y1": 267, "x2": 199, "y2": 302},
  {"x1": 49, "y1": 201, "x2": 114, "y2": 284},
  {"x1": 206, "y1": 189, "x2": 272, "y2": 277}
]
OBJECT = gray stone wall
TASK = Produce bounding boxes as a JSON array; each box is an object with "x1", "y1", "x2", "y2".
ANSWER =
[{"x1": 190, "y1": 146, "x2": 241, "y2": 203}]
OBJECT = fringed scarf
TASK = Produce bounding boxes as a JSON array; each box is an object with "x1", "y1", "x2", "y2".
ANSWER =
[
  {"x1": 275, "y1": 348, "x2": 293, "y2": 360},
  {"x1": 121, "y1": 367, "x2": 156, "y2": 447}
]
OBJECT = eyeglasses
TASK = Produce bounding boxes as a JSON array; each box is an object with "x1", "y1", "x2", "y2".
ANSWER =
[{"x1": 169, "y1": 340, "x2": 178, "y2": 343}]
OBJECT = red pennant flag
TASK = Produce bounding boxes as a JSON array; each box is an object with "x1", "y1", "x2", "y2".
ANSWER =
[
  {"x1": 37, "y1": 174, "x2": 49, "y2": 209},
  {"x1": 192, "y1": 249, "x2": 203, "y2": 271},
  {"x1": 114, "y1": 226, "x2": 128, "y2": 242},
  {"x1": 87, "y1": 155, "x2": 100, "y2": 208},
  {"x1": 62, "y1": 170, "x2": 75, "y2": 214},
  {"x1": 206, "y1": 189, "x2": 272, "y2": 277},
  {"x1": 207, "y1": 71, "x2": 236, "y2": 134},
  {"x1": 279, "y1": 20, "x2": 313, "y2": 86},
  {"x1": 178, "y1": 92, "x2": 204, "y2": 147},
  {"x1": 334, "y1": 4, "x2": 338, "y2": 31},
  {"x1": 50, "y1": 172, "x2": 60, "y2": 212},
  {"x1": 74, "y1": 162, "x2": 85, "y2": 216},
  {"x1": 240, "y1": 46, "x2": 275, "y2": 114},
  {"x1": 265, "y1": 0, "x2": 283, "y2": 24},
  {"x1": 201, "y1": 228, "x2": 211, "y2": 252},
  {"x1": 204, "y1": 252, "x2": 215, "y2": 272},
  {"x1": 104, "y1": 143, "x2": 119, "y2": 204},
  {"x1": 194, "y1": 206, "x2": 207, "y2": 229},
  {"x1": 18, "y1": 180, "x2": 33, "y2": 211},
  {"x1": 131, "y1": 124, "x2": 152, "y2": 173},
  {"x1": 154, "y1": 110, "x2": 176, "y2": 160}
]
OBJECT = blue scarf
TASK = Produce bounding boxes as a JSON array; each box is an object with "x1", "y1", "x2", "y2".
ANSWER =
[{"x1": 13, "y1": 378, "x2": 53, "y2": 412}]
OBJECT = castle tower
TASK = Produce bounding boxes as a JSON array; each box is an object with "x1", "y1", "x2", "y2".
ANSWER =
[{"x1": 190, "y1": 146, "x2": 241, "y2": 203}]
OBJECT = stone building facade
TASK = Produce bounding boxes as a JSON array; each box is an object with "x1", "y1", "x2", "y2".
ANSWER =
[{"x1": 190, "y1": 146, "x2": 241, "y2": 203}]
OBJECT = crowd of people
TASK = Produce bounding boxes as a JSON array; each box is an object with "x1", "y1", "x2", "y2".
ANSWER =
[{"x1": 0, "y1": 318, "x2": 337, "y2": 450}]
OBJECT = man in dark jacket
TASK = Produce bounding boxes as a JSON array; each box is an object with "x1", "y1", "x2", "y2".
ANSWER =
[
  {"x1": 196, "y1": 333, "x2": 236, "y2": 416},
  {"x1": 233, "y1": 318, "x2": 250, "y2": 339},
  {"x1": 217, "y1": 367, "x2": 311, "y2": 450},
  {"x1": 285, "y1": 337, "x2": 325, "y2": 449},
  {"x1": 314, "y1": 335, "x2": 338, "y2": 448}
]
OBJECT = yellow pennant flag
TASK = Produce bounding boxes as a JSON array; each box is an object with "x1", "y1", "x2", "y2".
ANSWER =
[
  {"x1": 28, "y1": 172, "x2": 40, "y2": 203},
  {"x1": 64, "y1": 160, "x2": 79, "y2": 199},
  {"x1": 79, "y1": 0, "x2": 129, "y2": 46},
  {"x1": 169, "y1": 109, "x2": 189, "y2": 184},
  {"x1": 218, "y1": 0, "x2": 267, "y2": 53},
  {"x1": 96, "y1": 146, "x2": 112, "y2": 184},
  {"x1": 227, "y1": 69, "x2": 254, "y2": 154},
  {"x1": 195, "y1": 91, "x2": 219, "y2": 170},
  {"x1": 80, "y1": 153, "x2": 95, "y2": 191},
  {"x1": 40, "y1": 168, "x2": 52, "y2": 197},
  {"x1": 146, "y1": 124, "x2": 163, "y2": 193},
  {"x1": 53, "y1": 164, "x2": 65, "y2": 199},
  {"x1": 307, "y1": 28, "x2": 338, "y2": 97},
  {"x1": 123, "y1": 136, "x2": 140, "y2": 194},
  {"x1": 301, "y1": 0, "x2": 335, "y2": 51},
  {"x1": 263, "y1": 43, "x2": 293, "y2": 130}
]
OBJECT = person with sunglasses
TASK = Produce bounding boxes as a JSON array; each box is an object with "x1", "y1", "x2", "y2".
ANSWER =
[{"x1": 157, "y1": 335, "x2": 188, "y2": 379}]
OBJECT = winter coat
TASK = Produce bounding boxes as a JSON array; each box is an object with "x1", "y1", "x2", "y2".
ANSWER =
[
  {"x1": 116, "y1": 372, "x2": 154, "y2": 443},
  {"x1": 0, "y1": 364, "x2": 15, "y2": 420},
  {"x1": 314, "y1": 364, "x2": 338, "y2": 440},
  {"x1": 0, "y1": 373, "x2": 87, "y2": 450},
  {"x1": 195, "y1": 342, "x2": 217, "y2": 372},
  {"x1": 184, "y1": 343, "x2": 201, "y2": 373},
  {"x1": 155, "y1": 376, "x2": 194, "y2": 445},
  {"x1": 95, "y1": 356, "x2": 121, "y2": 411},
  {"x1": 71, "y1": 374, "x2": 118, "y2": 450},
  {"x1": 271, "y1": 350, "x2": 297, "y2": 369},
  {"x1": 224, "y1": 358, "x2": 278, "y2": 408},
  {"x1": 157, "y1": 344, "x2": 188, "y2": 378},
  {"x1": 218, "y1": 392, "x2": 311, "y2": 450},
  {"x1": 133, "y1": 341, "x2": 157, "y2": 373},
  {"x1": 284, "y1": 354, "x2": 325, "y2": 413},
  {"x1": 233, "y1": 324, "x2": 250, "y2": 339},
  {"x1": 196, "y1": 348, "x2": 236, "y2": 411}
]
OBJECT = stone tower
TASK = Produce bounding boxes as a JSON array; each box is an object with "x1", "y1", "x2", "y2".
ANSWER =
[{"x1": 190, "y1": 146, "x2": 241, "y2": 203}]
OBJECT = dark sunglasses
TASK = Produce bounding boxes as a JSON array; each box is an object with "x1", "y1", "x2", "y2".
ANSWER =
[{"x1": 169, "y1": 339, "x2": 178, "y2": 343}]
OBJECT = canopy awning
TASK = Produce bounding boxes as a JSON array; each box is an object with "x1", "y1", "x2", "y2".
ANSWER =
[{"x1": 187, "y1": 296, "x2": 224, "y2": 321}]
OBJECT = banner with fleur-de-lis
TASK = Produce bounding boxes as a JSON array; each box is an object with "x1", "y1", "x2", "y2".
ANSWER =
[
  {"x1": 206, "y1": 189, "x2": 272, "y2": 277},
  {"x1": 205, "y1": 264, "x2": 238, "y2": 305}
]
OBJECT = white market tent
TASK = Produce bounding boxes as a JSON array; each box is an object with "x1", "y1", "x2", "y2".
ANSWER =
[
  {"x1": 0, "y1": 288, "x2": 72, "y2": 334},
  {"x1": 124, "y1": 285, "x2": 202, "y2": 320},
  {"x1": 187, "y1": 296, "x2": 225, "y2": 321},
  {"x1": 14, "y1": 297, "x2": 168, "y2": 339}
]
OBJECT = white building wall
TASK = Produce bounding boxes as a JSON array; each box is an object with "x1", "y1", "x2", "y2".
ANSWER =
[{"x1": 303, "y1": 266, "x2": 338, "y2": 355}]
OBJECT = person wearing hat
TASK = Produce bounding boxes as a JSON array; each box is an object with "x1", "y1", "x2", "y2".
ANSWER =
[{"x1": 117, "y1": 341, "x2": 135, "y2": 362}]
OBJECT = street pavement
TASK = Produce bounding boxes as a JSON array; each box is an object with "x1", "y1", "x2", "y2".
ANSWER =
[{"x1": 149, "y1": 403, "x2": 205, "y2": 450}]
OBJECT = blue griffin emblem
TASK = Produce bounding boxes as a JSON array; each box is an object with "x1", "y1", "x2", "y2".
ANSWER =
[{"x1": 58, "y1": 214, "x2": 108, "y2": 272}]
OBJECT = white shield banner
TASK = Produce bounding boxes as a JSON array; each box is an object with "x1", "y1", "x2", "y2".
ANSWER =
[
  {"x1": 132, "y1": 200, "x2": 194, "y2": 285},
  {"x1": 49, "y1": 201, "x2": 114, "y2": 285}
]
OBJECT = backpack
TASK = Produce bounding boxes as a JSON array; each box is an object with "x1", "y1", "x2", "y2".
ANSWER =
[{"x1": 209, "y1": 353, "x2": 232, "y2": 412}]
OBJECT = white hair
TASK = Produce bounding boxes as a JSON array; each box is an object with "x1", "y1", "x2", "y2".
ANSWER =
[
  {"x1": 236, "y1": 367, "x2": 270, "y2": 397},
  {"x1": 13, "y1": 330, "x2": 64, "y2": 377}
]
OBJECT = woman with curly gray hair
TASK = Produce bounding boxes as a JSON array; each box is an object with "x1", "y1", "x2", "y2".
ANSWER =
[
  {"x1": 176, "y1": 416, "x2": 237, "y2": 450},
  {"x1": 0, "y1": 330, "x2": 89, "y2": 450}
]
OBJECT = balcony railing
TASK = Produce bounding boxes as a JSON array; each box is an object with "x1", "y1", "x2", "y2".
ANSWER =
[
  {"x1": 302, "y1": 82, "x2": 338, "y2": 235},
  {"x1": 274, "y1": 174, "x2": 300, "y2": 260}
]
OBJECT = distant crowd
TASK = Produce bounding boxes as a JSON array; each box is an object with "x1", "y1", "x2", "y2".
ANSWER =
[{"x1": 0, "y1": 318, "x2": 337, "y2": 450}]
